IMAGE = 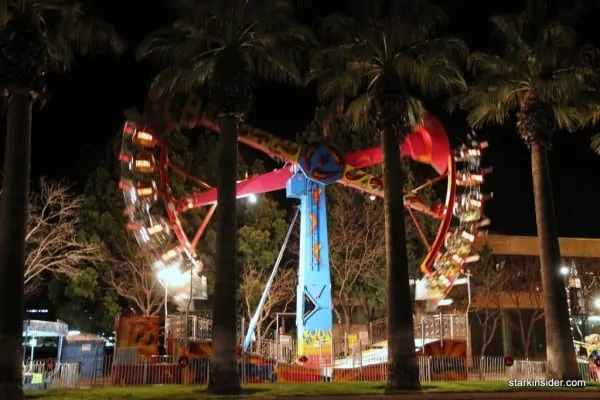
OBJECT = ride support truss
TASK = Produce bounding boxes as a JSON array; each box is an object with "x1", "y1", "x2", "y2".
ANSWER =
[{"x1": 118, "y1": 95, "x2": 491, "y2": 365}]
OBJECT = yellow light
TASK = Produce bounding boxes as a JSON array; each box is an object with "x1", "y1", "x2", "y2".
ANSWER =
[
  {"x1": 137, "y1": 187, "x2": 156, "y2": 197},
  {"x1": 450, "y1": 254, "x2": 465, "y2": 264},
  {"x1": 161, "y1": 248, "x2": 180, "y2": 262},
  {"x1": 460, "y1": 230, "x2": 475, "y2": 243},
  {"x1": 147, "y1": 224, "x2": 164, "y2": 235},
  {"x1": 132, "y1": 153, "x2": 156, "y2": 173},
  {"x1": 133, "y1": 130, "x2": 158, "y2": 148},
  {"x1": 457, "y1": 173, "x2": 483, "y2": 185}
]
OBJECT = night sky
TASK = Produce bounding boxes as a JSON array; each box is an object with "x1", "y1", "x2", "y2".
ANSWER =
[{"x1": 1, "y1": 0, "x2": 600, "y2": 238}]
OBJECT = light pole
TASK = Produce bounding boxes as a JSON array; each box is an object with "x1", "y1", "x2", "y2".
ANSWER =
[
  {"x1": 561, "y1": 263, "x2": 587, "y2": 342},
  {"x1": 275, "y1": 312, "x2": 296, "y2": 362},
  {"x1": 163, "y1": 284, "x2": 169, "y2": 349}
]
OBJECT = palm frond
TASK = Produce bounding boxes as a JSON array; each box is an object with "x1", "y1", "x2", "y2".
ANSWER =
[
  {"x1": 312, "y1": 1, "x2": 466, "y2": 132},
  {"x1": 490, "y1": 14, "x2": 527, "y2": 50},
  {"x1": 591, "y1": 133, "x2": 600, "y2": 155},
  {"x1": 136, "y1": 26, "x2": 204, "y2": 66},
  {"x1": 58, "y1": 13, "x2": 124, "y2": 58},
  {"x1": 552, "y1": 106, "x2": 586, "y2": 132},
  {"x1": 345, "y1": 92, "x2": 373, "y2": 130},
  {"x1": 139, "y1": 0, "x2": 314, "y2": 104},
  {"x1": 148, "y1": 67, "x2": 190, "y2": 99}
]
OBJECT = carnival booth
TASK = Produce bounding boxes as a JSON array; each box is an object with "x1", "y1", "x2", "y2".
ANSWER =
[{"x1": 22, "y1": 320, "x2": 68, "y2": 390}]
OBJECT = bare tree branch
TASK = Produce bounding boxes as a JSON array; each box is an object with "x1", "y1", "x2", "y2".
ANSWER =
[
  {"x1": 102, "y1": 238, "x2": 164, "y2": 316},
  {"x1": 470, "y1": 251, "x2": 510, "y2": 359},
  {"x1": 16, "y1": 178, "x2": 105, "y2": 294},
  {"x1": 239, "y1": 264, "x2": 296, "y2": 341},
  {"x1": 505, "y1": 256, "x2": 544, "y2": 358},
  {"x1": 327, "y1": 186, "x2": 385, "y2": 338}
]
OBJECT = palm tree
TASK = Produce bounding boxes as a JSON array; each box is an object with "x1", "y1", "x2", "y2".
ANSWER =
[
  {"x1": 449, "y1": 2, "x2": 599, "y2": 380},
  {"x1": 136, "y1": 0, "x2": 314, "y2": 393},
  {"x1": 0, "y1": 1, "x2": 122, "y2": 398},
  {"x1": 309, "y1": 0, "x2": 467, "y2": 391}
]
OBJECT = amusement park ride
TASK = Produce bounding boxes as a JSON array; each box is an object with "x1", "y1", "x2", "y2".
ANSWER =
[{"x1": 116, "y1": 93, "x2": 490, "y2": 376}]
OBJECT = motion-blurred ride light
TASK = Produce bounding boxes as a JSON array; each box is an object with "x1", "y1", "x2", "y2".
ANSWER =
[
  {"x1": 157, "y1": 266, "x2": 190, "y2": 287},
  {"x1": 119, "y1": 152, "x2": 157, "y2": 174},
  {"x1": 119, "y1": 179, "x2": 158, "y2": 205},
  {"x1": 133, "y1": 129, "x2": 158, "y2": 148},
  {"x1": 456, "y1": 173, "x2": 484, "y2": 186},
  {"x1": 438, "y1": 298, "x2": 453, "y2": 306},
  {"x1": 131, "y1": 153, "x2": 156, "y2": 174},
  {"x1": 122, "y1": 121, "x2": 136, "y2": 136},
  {"x1": 127, "y1": 219, "x2": 171, "y2": 248}
]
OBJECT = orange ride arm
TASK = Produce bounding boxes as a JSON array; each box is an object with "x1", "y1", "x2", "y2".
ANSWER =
[
  {"x1": 195, "y1": 120, "x2": 303, "y2": 164},
  {"x1": 174, "y1": 168, "x2": 293, "y2": 212},
  {"x1": 336, "y1": 165, "x2": 384, "y2": 198}
]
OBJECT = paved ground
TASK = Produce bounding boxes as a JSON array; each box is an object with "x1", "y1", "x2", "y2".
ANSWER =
[{"x1": 250, "y1": 393, "x2": 600, "y2": 400}]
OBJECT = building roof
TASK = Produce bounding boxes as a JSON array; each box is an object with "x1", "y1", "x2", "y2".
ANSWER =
[{"x1": 475, "y1": 234, "x2": 600, "y2": 258}]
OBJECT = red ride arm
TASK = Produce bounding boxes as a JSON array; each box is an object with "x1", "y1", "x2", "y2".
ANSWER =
[
  {"x1": 174, "y1": 168, "x2": 293, "y2": 212},
  {"x1": 344, "y1": 112, "x2": 450, "y2": 175}
]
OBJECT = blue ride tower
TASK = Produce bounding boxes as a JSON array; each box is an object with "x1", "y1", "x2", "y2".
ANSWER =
[{"x1": 285, "y1": 143, "x2": 346, "y2": 364}]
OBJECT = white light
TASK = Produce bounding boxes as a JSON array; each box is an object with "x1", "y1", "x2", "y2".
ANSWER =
[
  {"x1": 560, "y1": 266, "x2": 570, "y2": 276},
  {"x1": 594, "y1": 298, "x2": 600, "y2": 310},
  {"x1": 453, "y1": 277, "x2": 468, "y2": 285},
  {"x1": 157, "y1": 266, "x2": 190, "y2": 287},
  {"x1": 68, "y1": 330, "x2": 81, "y2": 336},
  {"x1": 465, "y1": 254, "x2": 480, "y2": 263},
  {"x1": 438, "y1": 298, "x2": 454, "y2": 306},
  {"x1": 247, "y1": 194, "x2": 258, "y2": 204},
  {"x1": 369, "y1": 195, "x2": 376, "y2": 201}
]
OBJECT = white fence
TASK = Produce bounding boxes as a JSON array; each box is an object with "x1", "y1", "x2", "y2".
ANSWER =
[{"x1": 23, "y1": 355, "x2": 598, "y2": 389}]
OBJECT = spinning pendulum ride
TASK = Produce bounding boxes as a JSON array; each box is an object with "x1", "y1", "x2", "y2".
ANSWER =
[{"x1": 117, "y1": 93, "x2": 491, "y2": 374}]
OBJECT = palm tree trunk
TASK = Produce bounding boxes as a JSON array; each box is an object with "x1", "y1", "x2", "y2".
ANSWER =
[
  {"x1": 207, "y1": 114, "x2": 242, "y2": 395},
  {"x1": 382, "y1": 127, "x2": 420, "y2": 392},
  {"x1": 0, "y1": 90, "x2": 32, "y2": 400},
  {"x1": 530, "y1": 141, "x2": 580, "y2": 380}
]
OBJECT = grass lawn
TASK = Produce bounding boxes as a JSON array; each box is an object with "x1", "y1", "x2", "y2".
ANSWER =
[{"x1": 24, "y1": 381, "x2": 600, "y2": 400}]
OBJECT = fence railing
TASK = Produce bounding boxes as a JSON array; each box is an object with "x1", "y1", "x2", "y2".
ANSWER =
[
  {"x1": 23, "y1": 355, "x2": 598, "y2": 389},
  {"x1": 370, "y1": 314, "x2": 468, "y2": 344},
  {"x1": 165, "y1": 313, "x2": 470, "y2": 361}
]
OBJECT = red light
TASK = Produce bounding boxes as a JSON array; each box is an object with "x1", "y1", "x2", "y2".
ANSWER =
[
  {"x1": 504, "y1": 355, "x2": 514, "y2": 367},
  {"x1": 178, "y1": 355, "x2": 189, "y2": 367},
  {"x1": 45, "y1": 359, "x2": 55, "y2": 371},
  {"x1": 123, "y1": 121, "x2": 136, "y2": 136}
]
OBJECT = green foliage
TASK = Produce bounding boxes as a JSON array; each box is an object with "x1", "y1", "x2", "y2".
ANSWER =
[
  {"x1": 309, "y1": 0, "x2": 467, "y2": 136},
  {"x1": 48, "y1": 267, "x2": 119, "y2": 334},
  {"x1": 236, "y1": 193, "x2": 294, "y2": 337},
  {"x1": 136, "y1": 0, "x2": 315, "y2": 116},
  {"x1": 449, "y1": 4, "x2": 600, "y2": 145},
  {"x1": 197, "y1": 153, "x2": 292, "y2": 313},
  {"x1": 0, "y1": 0, "x2": 123, "y2": 92}
]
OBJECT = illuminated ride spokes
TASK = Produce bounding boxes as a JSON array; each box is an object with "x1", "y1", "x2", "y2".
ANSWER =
[
  {"x1": 118, "y1": 97, "x2": 490, "y2": 363},
  {"x1": 120, "y1": 121, "x2": 213, "y2": 311}
]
